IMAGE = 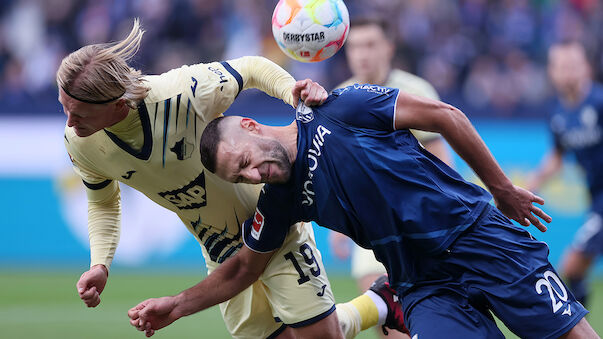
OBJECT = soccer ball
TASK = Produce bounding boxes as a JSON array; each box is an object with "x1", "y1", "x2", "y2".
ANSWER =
[{"x1": 272, "y1": 0, "x2": 350, "y2": 63}]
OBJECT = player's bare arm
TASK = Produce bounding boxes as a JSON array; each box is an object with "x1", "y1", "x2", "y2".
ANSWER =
[
  {"x1": 526, "y1": 148, "x2": 564, "y2": 192},
  {"x1": 128, "y1": 246, "x2": 273, "y2": 337},
  {"x1": 393, "y1": 91, "x2": 552, "y2": 231}
]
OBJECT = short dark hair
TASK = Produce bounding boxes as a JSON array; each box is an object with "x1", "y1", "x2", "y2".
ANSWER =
[
  {"x1": 200, "y1": 116, "x2": 226, "y2": 173},
  {"x1": 350, "y1": 16, "x2": 395, "y2": 42}
]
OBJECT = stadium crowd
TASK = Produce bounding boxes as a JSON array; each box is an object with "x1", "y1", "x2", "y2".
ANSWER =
[{"x1": 0, "y1": 0, "x2": 602, "y2": 117}]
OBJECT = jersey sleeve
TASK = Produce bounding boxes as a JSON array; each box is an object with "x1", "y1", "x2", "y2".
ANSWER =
[
  {"x1": 228, "y1": 56, "x2": 296, "y2": 107},
  {"x1": 330, "y1": 85, "x2": 400, "y2": 131},
  {"x1": 183, "y1": 56, "x2": 297, "y2": 123},
  {"x1": 548, "y1": 111, "x2": 566, "y2": 154},
  {"x1": 242, "y1": 185, "x2": 293, "y2": 253},
  {"x1": 551, "y1": 130, "x2": 565, "y2": 153},
  {"x1": 181, "y1": 61, "x2": 244, "y2": 122},
  {"x1": 64, "y1": 131, "x2": 122, "y2": 268}
]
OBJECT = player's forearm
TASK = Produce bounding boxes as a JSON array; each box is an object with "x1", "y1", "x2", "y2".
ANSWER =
[
  {"x1": 395, "y1": 93, "x2": 512, "y2": 194},
  {"x1": 87, "y1": 187, "x2": 121, "y2": 268},
  {"x1": 529, "y1": 150, "x2": 563, "y2": 191},
  {"x1": 233, "y1": 56, "x2": 296, "y2": 107},
  {"x1": 437, "y1": 106, "x2": 513, "y2": 196},
  {"x1": 171, "y1": 249, "x2": 264, "y2": 318}
]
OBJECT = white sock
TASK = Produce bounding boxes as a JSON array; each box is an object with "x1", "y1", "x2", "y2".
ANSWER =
[{"x1": 365, "y1": 289, "x2": 388, "y2": 326}]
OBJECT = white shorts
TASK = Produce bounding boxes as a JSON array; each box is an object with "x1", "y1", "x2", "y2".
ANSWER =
[
  {"x1": 204, "y1": 222, "x2": 335, "y2": 338},
  {"x1": 351, "y1": 244, "x2": 386, "y2": 280}
]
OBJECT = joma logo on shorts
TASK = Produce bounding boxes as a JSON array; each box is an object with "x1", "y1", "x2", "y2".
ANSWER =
[{"x1": 158, "y1": 172, "x2": 207, "y2": 209}]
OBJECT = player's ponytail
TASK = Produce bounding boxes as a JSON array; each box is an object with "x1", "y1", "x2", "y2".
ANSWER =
[{"x1": 56, "y1": 18, "x2": 150, "y2": 108}]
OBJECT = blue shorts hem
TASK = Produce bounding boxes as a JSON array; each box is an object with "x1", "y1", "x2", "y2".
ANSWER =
[{"x1": 287, "y1": 304, "x2": 336, "y2": 328}]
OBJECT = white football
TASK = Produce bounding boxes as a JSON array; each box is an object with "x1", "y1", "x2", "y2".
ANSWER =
[{"x1": 272, "y1": 0, "x2": 350, "y2": 62}]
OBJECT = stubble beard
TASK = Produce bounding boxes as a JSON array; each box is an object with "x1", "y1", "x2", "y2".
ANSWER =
[{"x1": 263, "y1": 139, "x2": 292, "y2": 184}]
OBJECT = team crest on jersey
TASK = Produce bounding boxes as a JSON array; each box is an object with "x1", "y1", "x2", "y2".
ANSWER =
[
  {"x1": 580, "y1": 105, "x2": 598, "y2": 127},
  {"x1": 296, "y1": 103, "x2": 314, "y2": 123},
  {"x1": 250, "y1": 208, "x2": 265, "y2": 240},
  {"x1": 170, "y1": 137, "x2": 194, "y2": 160}
]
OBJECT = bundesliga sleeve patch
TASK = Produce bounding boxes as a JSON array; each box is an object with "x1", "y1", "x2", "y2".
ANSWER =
[{"x1": 250, "y1": 208, "x2": 265, "y2": 240}]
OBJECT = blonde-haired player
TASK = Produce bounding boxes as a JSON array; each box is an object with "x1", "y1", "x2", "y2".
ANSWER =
[
  {"x1": 58, "y1": 19, "x2": 400, "y2": 339},
  {"x1": 329, "y1": 17, "x2": 453, "y2": 339}
]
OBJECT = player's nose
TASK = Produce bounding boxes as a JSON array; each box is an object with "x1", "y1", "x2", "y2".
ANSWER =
[
  {"x1": 66, "y1": 113, "x2": 77, "y2": 127},
  {"x1": 242, "y1": 168, "x2": 262, "y2": 184}
]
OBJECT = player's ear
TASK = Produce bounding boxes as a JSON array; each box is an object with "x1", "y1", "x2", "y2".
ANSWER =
[
  {"x1": 114, "y1": 98, "x2": 129, "y2": 118},
  {"x1": 115, "y1": 98, "x2": 127, "y2": 108},
  {"x1": 240, "y1": 118, "x2": 261, "y2": 134}
]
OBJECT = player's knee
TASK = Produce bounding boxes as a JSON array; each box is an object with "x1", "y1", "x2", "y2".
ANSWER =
[
  {"x1": 273, "y1": 326, "x2": 296, "y2": 339},
  {"x1": 558, "y1": 318, "x2": 598, "y2": 339},
  {"x1": 561, "y1": 250, "x2": 593, "y2": 277}
]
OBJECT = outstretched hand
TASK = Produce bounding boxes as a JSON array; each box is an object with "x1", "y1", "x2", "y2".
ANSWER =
[
  {"x1": 494, "y1": 185, "x2": 552, "y2": 232},
  {"x1": 292, "y1": 78, "x2": 328, "y2": 107},
  {"x1": 128, "y1": 296, "x2": 180, "y2": 337}
]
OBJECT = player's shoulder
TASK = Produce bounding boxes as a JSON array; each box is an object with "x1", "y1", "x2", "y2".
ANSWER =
[
  {"x1": 387, "y1": 69, "x2": 439, "y2": 100},
  {"x1": 63, "y1": 125, "x2": 110, "y2": 168},
  {"x1": 322, "y1": 85, "x2": 398, "y2": 130},
  {"x1": 64, "y1": 125, "x2": 103, "y2": 150},
  {"x1": 331, "y1": 84, "x2": 397, "y2": 100},
  {"x1": 65, "y1": 126, "x2": 110, "y2": 154}
]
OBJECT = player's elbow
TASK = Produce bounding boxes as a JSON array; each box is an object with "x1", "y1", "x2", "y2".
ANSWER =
[
  {"x1": 238, "y1": 263, "x2": 263, "y2": 283},
  {"x1": 233, "y1": 247, "x2": 271, "y2": 284},
  {"x1": 437, "y1": 104, "x2": 470, "y2": 133}
]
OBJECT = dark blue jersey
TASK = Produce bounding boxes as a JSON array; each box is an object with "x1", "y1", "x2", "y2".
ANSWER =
[
  {"x1": 243, "y1": 85, "x2": 492, "y2": 292},
  {"x1": 550, "y1": 83, "x2": 603, "y2": 210}
]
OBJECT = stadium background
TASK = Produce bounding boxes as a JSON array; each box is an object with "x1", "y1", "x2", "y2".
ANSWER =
[{"x1": 1, "y1": 0, "x2": 602, "y2": 338}]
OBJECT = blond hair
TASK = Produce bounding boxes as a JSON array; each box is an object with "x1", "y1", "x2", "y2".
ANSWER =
[{"x1": 56, "y1": 19, "x2": 150, "y2": 108}]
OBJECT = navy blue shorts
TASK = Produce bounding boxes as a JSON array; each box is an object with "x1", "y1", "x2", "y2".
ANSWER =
[{"x1": 402, "y1": 205, "x2": 588, "y2": 339}]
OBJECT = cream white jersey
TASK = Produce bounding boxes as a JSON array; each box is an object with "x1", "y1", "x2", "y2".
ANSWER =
[
  {"x1": 65, "y1": 57, "x2": 295, "y2": 266},
  {"x1": 337, "y1": 68, "x2": 441, "y2": 143}
]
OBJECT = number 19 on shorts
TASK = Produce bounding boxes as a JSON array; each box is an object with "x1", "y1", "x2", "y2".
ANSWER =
[{"x1": 284, "y1": 243, "x2": 321, "y2": 285}]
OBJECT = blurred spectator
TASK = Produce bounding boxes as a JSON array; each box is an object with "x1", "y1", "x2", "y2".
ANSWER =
[{"x1": 1, "y1": 0, "x2": 603, "y2": 117}]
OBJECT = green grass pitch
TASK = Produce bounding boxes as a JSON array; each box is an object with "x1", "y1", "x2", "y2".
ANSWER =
[{"x1": 1, "y1": 270, "x2": 601, "y2": 338}]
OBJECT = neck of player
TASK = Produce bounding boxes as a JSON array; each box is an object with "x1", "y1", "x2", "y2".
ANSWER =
[{"x1": 272, "y1": 122, "x2": 298, "y2": 165}]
